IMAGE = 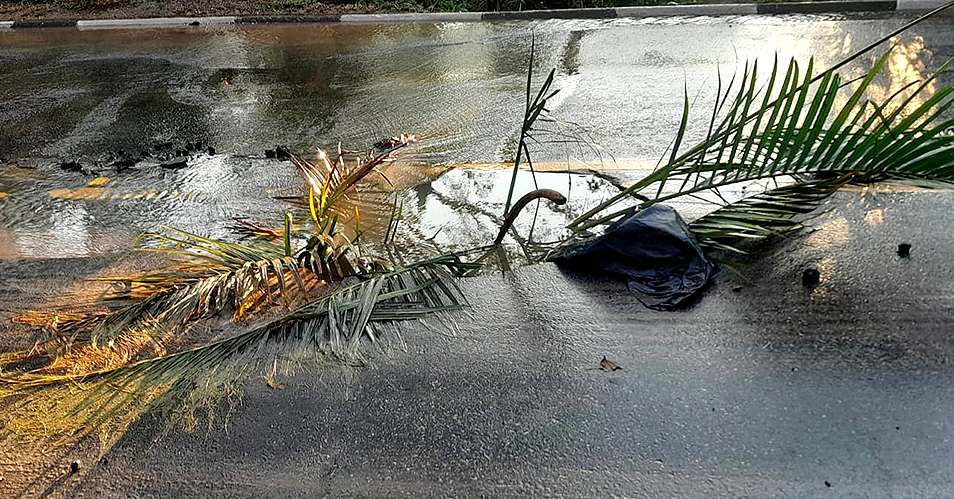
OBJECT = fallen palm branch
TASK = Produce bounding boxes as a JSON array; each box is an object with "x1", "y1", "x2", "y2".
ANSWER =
[
  {"x1": 290, "y1": 135, "x2": 416, "y2": 223},
  {"x1": 0, "y1": 135, "x2": 472, "y2": 442},
  {"x1": 567, "y1": 47, "x2": 954, "y2": 254},
  {"x1": 0, "y1": 260, "x2": 470, "y2": 440},
  {"x1": 10, "y1": 137, "x2": 418, "y2": 368}
]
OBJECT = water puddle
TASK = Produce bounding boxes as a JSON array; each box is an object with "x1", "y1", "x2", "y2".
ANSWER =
[
  {"x1": 0, "y1": 145, "x2": 782, "y2": 267},
  {"x1": 0, "y1": 151, "x2": 632, "y2": 261},
  {"x1": 2, "y1": 16, "x2": 951, "y2": 262}
]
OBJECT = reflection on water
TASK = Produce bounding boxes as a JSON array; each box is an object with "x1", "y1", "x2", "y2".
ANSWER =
[
  {"x1": 394, "y1": 168, "x2": 621, "y2": 252},
  {"x1": 0, "y1": 200, "x2": 134, "y2": 260},
  {"x1": 867, "y1": 35, "x2": 936, "y2": 122},
  {"x1": 16, "y1": 202, "x2": 89, "y2": 258},
  {"x1": 0, "y1": 15, "x2": 951, "y2": 260}
]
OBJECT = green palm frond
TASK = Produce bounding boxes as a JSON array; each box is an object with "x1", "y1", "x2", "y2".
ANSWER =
[
  {"x1": 688, "y1": 174, "x2": 853, "y2": 254},
  {"x1": 504, "y1": 34, "x2": 558, "y2": 218},
  {"x1": 290, "y1": 136, "x2": 415, "y2": 223},
  {"x1": 568, "y1": 48, "x2": 954, "y2": 252},
  {"x1": 0, "y1": 260, "x2": 468, "y2": 439}
]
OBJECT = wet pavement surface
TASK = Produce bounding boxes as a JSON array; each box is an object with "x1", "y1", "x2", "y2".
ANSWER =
[
  {"x1": 2, "y1": 13, "x2": 953, "y2": 162},
  {"x1": 3, "y1": 12, "x2": 954, "y2": 499},
  {"x1": 2, "y1": 13, "x2": 954, "y2": 258},
  {"x1": 6, "y1": 189, "x2": 954, "y2": 498}
]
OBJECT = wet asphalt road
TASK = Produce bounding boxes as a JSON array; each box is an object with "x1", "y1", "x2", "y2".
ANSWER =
[
  {"x1": 6, "y1": 189, "x2": 952, "y2": 498},
  {"x1": 3, "y1": 12, "x2": 954, "y2": 499},
  {"x1": 2, "y1": 13, "x2": 954, "y2": 257},
  {"x1": 1, "y1": 13, "x2": 953, "y2": 164}
]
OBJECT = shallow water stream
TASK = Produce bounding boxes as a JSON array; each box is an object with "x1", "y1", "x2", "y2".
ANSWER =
[{"x1": 1, "y1": 13, "x2": 952, "y2": 260}]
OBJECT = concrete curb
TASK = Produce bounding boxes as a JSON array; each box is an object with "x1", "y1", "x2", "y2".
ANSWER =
[
  {"x1": 76, "y1": 16, "x2": 237, "y2": 29},
  {"x1": 897, "y1": 0, "x2": 948, "y2": 9},
  {"x1": 757, "y1": 0, "x2": 894, "y2": 13},
  {"x1": 482, "y1": 7, "x2": 618, "y2": 20},
  {"x1": 341, "y1": 12, "x2": 483, "y2": 23},
  {"x1": 1, "y1": 0, "x2": 950, "y2": 29},
  {"x1": 235, "y1": 15, "x2": 342, "y2": 24},
  {"x1": 617, "y1": 3, "x2": 757, "y2": 17}
]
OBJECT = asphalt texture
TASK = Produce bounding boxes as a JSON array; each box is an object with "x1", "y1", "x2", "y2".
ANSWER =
[
  {"x1": 2, "y1": 8, "x2": 954, "y2": 499},
  {"x1": 3, "y1": 189, "x2": 953, "y2": 498}
]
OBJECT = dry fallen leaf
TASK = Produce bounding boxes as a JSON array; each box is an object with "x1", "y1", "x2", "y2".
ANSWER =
[
  {"x1": 265, "y1": 376, "x2": 285, "y2": 390},
  {"x1": 599, "y1": 356, "x2": 622, "y2": 372},
  {"x1": 88, "y1": 176, "x2": 110, "y2": 187}
]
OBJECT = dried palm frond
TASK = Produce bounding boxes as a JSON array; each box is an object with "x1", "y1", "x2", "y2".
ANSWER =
[
  {"x1": 0, "y1": 259, "x2": 469, "y2": 441},
  {"x1": 11, "y1": 134, "x2": 423, "y2": 380},
  {"x1": 230, "y1": 217, "x2": 284, "y2": 240},
  {"x1": 72, "y1": 226, "x2": 323, "y2": 345}
]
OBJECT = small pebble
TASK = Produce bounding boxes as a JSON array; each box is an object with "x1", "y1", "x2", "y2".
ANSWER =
[
  {"x1": 897, "y1": 243, "x2": 911, "y2": 258},
  {"x1": 802, "y1": 268, "x2": 820, "y2": 286}
]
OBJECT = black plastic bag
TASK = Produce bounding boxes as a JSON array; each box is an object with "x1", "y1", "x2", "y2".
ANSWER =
[{"x1": 548, "y1": 205, "x2": 716, "y2": 310}]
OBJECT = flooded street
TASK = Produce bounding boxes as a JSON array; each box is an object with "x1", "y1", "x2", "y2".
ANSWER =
[
  {"x1": 1, "y1": 13, "x2": 953, "y2": 258},
  {"x1": 4, "y1": 12, "x2": 954, "y2": 499}
]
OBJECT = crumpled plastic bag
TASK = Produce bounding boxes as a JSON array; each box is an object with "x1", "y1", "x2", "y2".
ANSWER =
[{"x1": 547, "y1": 204, "x2": 716, "y2": 310}]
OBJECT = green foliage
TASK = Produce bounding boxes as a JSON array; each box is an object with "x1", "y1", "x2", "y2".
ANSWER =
[
  {"x1": 356, "y1": 0, "x2": 483, "y2": 12},
  {"x1": 13, "y1": 0, "x2": 131, "y2": 10},
  {"x1": 568, "y1": 48, "x2": 954, "y2": 254},
  {"x1": 268, "y1": 0, "x2": 327, "y2": 8},
  {"x1": 355, "y1": 0, "x2": 611, "y2": 12},
  {"x1": 504, "y1": 36, "x2": 558, "y2": 218}
]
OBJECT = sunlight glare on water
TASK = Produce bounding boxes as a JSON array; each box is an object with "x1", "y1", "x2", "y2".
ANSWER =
[{"x1": 0, "y1": 14, "x2": 950, "y2": 259}]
